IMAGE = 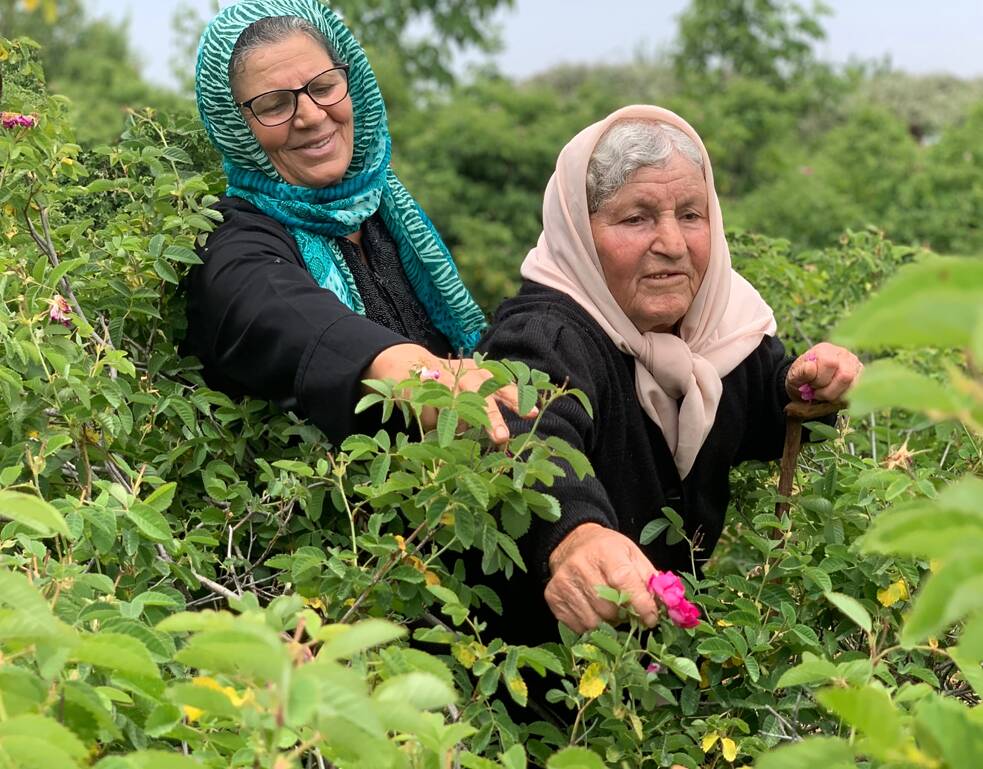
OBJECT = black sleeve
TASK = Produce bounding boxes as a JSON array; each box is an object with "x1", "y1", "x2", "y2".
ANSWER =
[
  {"x1": 183, "y1": 199, "x2": 406, "y2": 444},
  {"x1": 478, "y1": 311, "x2": 616, "y2": 583},
  {"x1": 733, "y1": 335, "x2": 794, "y2": 463}
]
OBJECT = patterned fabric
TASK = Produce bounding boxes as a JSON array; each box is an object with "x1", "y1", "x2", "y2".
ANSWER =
[{"x1": 194, "y1": 0, "x2": 485, "y2": 352}]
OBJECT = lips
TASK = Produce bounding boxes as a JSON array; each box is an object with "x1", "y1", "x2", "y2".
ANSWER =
[
  {"x1": 644, "y1": 271, "x2": 686, "y2": 280},
  {"x1": 292, "y1": 133, "x2": 334, "y2": 152}
]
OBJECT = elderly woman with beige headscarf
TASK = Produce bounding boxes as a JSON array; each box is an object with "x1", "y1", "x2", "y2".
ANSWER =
[{"x1": 479, "y1": 105, "x2": 861, "y2": 639}]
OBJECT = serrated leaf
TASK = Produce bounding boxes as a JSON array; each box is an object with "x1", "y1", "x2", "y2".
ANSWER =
[
  {"x1": 901, "y1": 550, "x2": 983, "y2": 646},
  {"x1": 639, "y1": 518, "x2": 670, "y2": 545},
  {"x1": 0, "y1": 490, "x2": 70, "y2": 537},
  {"x1": 546, "y1": 746, "x2": 606, "y2": 769},
  {"x1": 71, "y1": 632, "x2": 159, "y2": 679},
  {"x1": 316, "y1": 619, "x2": 406, "y2": 660},
  {"x1": 824, "y1": 591, "x2": 872, "y2": 633},
  {"x1": 373, "y1": 672, "x2": 455, "y2": 710},
  {"x1": 816, "y1": 685, "x2": 905, "y2": 756},
  {"x1": 754, "y1": 737, "x2": 854, "y2": 769},
  {"x1": 437, "y1": 407, "x2": 458, "y2": 447},
  {"x1": 124, "y1": 503, "x2": 173, "y2": 543}
]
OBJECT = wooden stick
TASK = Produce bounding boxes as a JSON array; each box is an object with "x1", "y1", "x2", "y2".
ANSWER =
[{"x1": 774, "y1": 400, "x2": 845, "y2": 527}]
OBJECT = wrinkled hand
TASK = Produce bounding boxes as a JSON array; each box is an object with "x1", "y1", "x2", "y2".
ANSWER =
[
  {"x1": 365, "y1": 343, "x2": 535, "y2": 445},
  {"x1": 785, "y1": 342, "x2": 862, "y2": 403},
  {"x1": 545, "y1": 523, "x2": 661, "y2": 634}
]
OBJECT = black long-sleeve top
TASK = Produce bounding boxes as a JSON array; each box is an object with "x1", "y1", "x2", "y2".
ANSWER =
[
  {"x1": 476, "y1": 281, "x2": 799, "y2": 642},
  {"x1": 182, "y1": 196, "x2": 452, "y2": 444}
]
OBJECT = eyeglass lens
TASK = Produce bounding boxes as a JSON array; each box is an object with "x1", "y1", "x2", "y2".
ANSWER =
[{"x1": 250, "y1": 68, "x2": 349, "y2": 126}]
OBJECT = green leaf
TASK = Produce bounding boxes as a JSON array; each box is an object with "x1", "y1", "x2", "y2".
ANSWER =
[
  {"x1": 174, "y1": 625, "x2": 288, "y2": 682},
  {"x1": 0, "y1": 735, "x2": 81, "y2": 769},
  {"x1": 639, "y1": 518, "x2": 670, "y2": 546},
  {"x1": 124, "y1": 503, "x2": 173, "y2": 543},
  {"x1": 831, "y1": 256, "x2": 983, "y2": 350},
  {"x1": 316, "y1": 619, "x2": 407, "y2": 660},
  {"x1": 153, "y1": 258, "x2": 179, "y2": 284},
  {"x1": 696, "y1": 637, "x2": 735, "y2": 663},
  {"x1": 437, "y1": 407, "x2": 458, "y2": 447},
  {"x1": 914, "y1": 686, "x2": 983, "y2": 766},
  {"x1": 546, "y1": 746, "x2": 606, "y2": 769},
  {"x1": 776, "y1": 653, "x2": 839, "y2": 688},
  {"x1": 0, "y1": 715, "x2": 87, "y2": 759},
  {"x1": 373, "y1": 672, "x2": 456, "y2": 710},
  {"x1": 104, "y1": 751, "x2": 209, "y2": 769},
  {"x1": 754, "y1": 737, "x2": 854, "y2": 769},
  {"x1": 0, "y1": 490, "x2": 70, "y2": 537},
  {"x1": 861, "y1": 475, "x2": 983, "y2": 559},
  {"x1": 71, "y1": 632, "x2": 160, "y2": 679},
  {"x1": 148, "y1": 234, "x2": 165, "y2": 258},
  {"x1": 802, "y1": 567, "x2": 833, "y2": 593},
  {"x1": 162, "y1": 146, "x2": 193, "y2": 165},
  {"x1": 143, "y1": 703, "x2": 183, "y2": 737},
  {"x1": 142, "y1": 483, "x2": 177, "y2": 514},
  {"x1": 901, "y1": 550, "x2": 983, "y2": 646},
  {"x1": 824, "y1": 591, "x2": 872, "y2": 633},
  {"x1": 816, "y1": 685, "x2": 905, "y2": 757},
  {"x1": 845, "y1": 359, "x2": 964, "y2": 417},
  {"x1": 500, "y1": 744, "x2": 528, "y2": 769},
  {"x1": 665, "y1": 654, "x2": 700, "y2": 682},
  {"x1": 166, "y1": 682, "x2": 239, "y2": 719},
  {"x1": 162, "y1": 244, "x2": 201, "y2": 264}
]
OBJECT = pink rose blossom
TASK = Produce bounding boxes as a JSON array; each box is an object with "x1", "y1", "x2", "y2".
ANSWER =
[
  {"x1": 48, "y1": 295, "x2": 71, "y2": 327},
  {"x1": 1, "y1": 112, "x2": 37, "y2": 129},
  {"x1": 805, "y1": 352, "x2": 817, "y2": 362},
  {"x1": 646, "y1": 569, "x2": 700, "y2": 629},
  {"x1": 646, "y1": 662, "x2": 662, "y2": 675},
  {"x1": 798, "y1": 383, "x2": 815, "y2": 402},
  {"x1": 666, "y1": 600, "x2": 701, "y2": 629},
  {"x1": 418, "y1": 367, "x2": 441, "y2": 382}
]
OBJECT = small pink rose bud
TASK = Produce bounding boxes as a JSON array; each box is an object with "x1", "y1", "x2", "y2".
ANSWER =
[
  {"x1": 418, "y1": 367, "x2": 441, "y2": 382},
  {"x1": 48, "y1": 295, "x2": 72, "y2": 327},
  {"x1": 798, "y1": 383, "x2": 815, "y2": 402},
  {"x1": 646, "y1": 662, "x2": 662, "y2": 675},
  {"x1": 805, "y1": 352, "x2": 817, "y2": 362}
]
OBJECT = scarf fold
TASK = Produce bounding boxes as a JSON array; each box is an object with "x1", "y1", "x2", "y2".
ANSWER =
[
  {"x1": 195, "y1": 0, "x2": 485, "y2": 352},
  {"x1": 521, "y1": 105, "x2": 777, "y2": 479}
]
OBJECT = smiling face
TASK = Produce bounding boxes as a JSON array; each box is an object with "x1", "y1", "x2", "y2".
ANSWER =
[
  {"x1": 231, "y1": 32, "x2": 354, "y2": 188},
  {"x1": 588, "y1": 154, "x2": 711, "y2": 334}
]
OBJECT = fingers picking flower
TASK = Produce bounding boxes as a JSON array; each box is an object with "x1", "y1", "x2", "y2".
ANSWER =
[
  {"x1": 798, "y1": 383, "x2": 815, "y2": 402},
  {"x1": 48, "y1": 294, "x2": 72, "y2": 327}
]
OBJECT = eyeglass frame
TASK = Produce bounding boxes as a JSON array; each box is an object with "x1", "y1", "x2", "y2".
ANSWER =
[{"x1": 237, "y1": 64, "x2": 351, "y2": 127}]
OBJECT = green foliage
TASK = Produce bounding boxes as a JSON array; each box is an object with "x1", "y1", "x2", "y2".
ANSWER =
[{"x1": 672, "y1": 0, "x2": 831, "y2": 90}]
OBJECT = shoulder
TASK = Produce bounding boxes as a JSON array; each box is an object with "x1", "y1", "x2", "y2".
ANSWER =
[
  {"x1": 202, "y1": 195, "x2": 301, "y2": 262},
  {"x1": 479, "y1": 281, "x2": 629, "y2": 397}
]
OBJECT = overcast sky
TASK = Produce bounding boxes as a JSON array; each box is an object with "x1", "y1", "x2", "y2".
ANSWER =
[{"x1": 87, "y1": 0, "x2": 983, "y2": 89}]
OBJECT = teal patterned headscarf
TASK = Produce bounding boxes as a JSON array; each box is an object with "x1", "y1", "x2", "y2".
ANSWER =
[{"x1": 195, "y1": 0, "x2": 485, "y2": 352}]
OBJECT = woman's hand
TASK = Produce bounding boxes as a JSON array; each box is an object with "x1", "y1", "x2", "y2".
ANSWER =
[
  {"x1": 545, "y1": 522, "x2": 661, "y2": 634},
  {"x1": 364, "y1": 343, "x2": 534, "y2": 445},
  {"x1": 785, "y1": 342, "x2": 862, "y2": 403}
]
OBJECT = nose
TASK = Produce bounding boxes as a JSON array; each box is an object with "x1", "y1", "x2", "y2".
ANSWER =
[
  {"x1": 650, "y1": 216, "x2": 687, "y2": 260},
  {"x1": 291, "y1": 92, "x2": 325, "y2": 128}
]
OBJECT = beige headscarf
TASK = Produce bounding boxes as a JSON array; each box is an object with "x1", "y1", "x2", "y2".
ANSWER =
[{"x1": 521, "y1": 105, "x2": 777, "y2": 479}]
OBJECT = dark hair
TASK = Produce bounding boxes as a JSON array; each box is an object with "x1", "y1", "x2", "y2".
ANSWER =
[{"x1": 228, "y1": 16, "x2": 341, "y2": 88}]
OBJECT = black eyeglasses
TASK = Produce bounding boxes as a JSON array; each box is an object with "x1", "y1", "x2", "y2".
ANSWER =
[{"x1": 238, "y1": 65, "x2": 350, "y2": 127}]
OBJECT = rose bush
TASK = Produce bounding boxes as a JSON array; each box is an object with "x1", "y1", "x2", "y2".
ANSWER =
[{"x1": 0, "y1": 37, "x2": 980, "y2": 769}]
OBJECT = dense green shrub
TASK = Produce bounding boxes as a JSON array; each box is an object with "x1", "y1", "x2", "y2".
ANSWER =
[{"x1": 1, "y1": 36, "x2": 981, "y2": 769}]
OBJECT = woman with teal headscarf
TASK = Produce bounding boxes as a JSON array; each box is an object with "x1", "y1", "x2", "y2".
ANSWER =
[{"x1": 184, "y1": 0, "x2": 525, "y2": 443}]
